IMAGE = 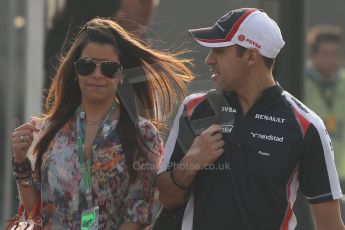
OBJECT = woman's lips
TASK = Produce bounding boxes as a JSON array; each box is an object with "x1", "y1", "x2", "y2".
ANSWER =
[{"x1": 87, "y1": 84, "x2": 107, "y2": 88}]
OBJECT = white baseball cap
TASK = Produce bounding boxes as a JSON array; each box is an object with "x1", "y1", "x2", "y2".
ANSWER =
[{"x1": 188, "y1": 8, "x2": 285, "y2": 58}]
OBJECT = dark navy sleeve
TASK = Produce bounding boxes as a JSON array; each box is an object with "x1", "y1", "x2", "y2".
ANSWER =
[
  {"x1": 157, "y1": 93, "x2": 207, "y2": 174},
  {"x1": 299, "y1": 124, "x2": 343, "y2": 204}
]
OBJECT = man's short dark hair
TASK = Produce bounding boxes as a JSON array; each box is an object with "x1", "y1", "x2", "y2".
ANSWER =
[
  {"x1": 307, "y1": 25, "x2": 343, "y2": 54},
  {"x1": 235, "y1": 45, "x2": 275, "y2": 69}
]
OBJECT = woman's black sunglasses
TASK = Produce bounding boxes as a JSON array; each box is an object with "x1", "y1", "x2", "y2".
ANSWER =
[{"x1": 74, "y1": 58, "x2": 123, "y2": 79}]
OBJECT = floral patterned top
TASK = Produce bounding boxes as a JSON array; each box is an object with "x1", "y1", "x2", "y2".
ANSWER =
[{"x1": 36, "y1": 113, "x2": 163, "y2": 229}]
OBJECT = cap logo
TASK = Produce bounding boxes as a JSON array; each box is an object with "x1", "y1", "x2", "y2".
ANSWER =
[
  {"x1": 238, "y1": 34, "x2": 246, "y2": 42},
  {"x1": 245, "y1": 38, "x2": 261, "y2": 49},
  {"x1": 215, "y1": 23, "x2": 225, "y2": 32},
  {"x1": 218, "y1": 12, "x2": 233, "y2": 23}
]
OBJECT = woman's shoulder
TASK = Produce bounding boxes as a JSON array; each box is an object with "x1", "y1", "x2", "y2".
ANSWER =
[
  {"x1": 137, "y1": 117, "x2": 161, "y2": 138},
  {"x1": 137, "y1": 117, "x2": 163, "y2": 156}
]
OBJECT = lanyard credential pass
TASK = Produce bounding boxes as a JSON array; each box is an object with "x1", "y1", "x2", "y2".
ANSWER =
[{"x1": 77, "y1": 102, "x2": 117, "y2": 229}]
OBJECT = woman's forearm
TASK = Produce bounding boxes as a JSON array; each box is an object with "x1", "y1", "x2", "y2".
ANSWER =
[{"x1": 17, "y1": 183, "x2": 39, "y2": 213}]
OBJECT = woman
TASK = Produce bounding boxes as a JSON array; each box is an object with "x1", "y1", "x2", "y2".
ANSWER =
[{"x1": 11, "y1": 18, "x2": 193, "y2": 229}]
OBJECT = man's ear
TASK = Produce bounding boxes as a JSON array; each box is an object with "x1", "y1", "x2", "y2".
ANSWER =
[{"x1": 245, "y1": 48, "x2": 260, "y2": 66}]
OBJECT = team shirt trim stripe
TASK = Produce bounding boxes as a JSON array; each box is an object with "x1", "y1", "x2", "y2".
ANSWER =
[
  {"x1": 306, "y1": 192, "x2": 333, "y2": 200},
  {"x1": 292, "y1": 108, "x2": 311, "y2": 137},
  {"x1": 280, "y1": 167, "x2": 299, "y2": 230},
  {"x1": 283, "y1": 91, "x2": 343, "y2": 201},
  {"x1": 186, "y1": 95, "x2": 207, "y2": 118}
]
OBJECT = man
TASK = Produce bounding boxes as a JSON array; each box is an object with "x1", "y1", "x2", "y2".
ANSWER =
[
  {"x1": 156, "y1": 8, "x2": 344, "y2": 230},
  {"x1": 304, "y1": 25, "x2": 345, "y2": 186}
]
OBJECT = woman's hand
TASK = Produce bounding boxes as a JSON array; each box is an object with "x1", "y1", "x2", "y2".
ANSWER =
[{"x1": 12, "y1": 119, "x2": 39, "y2": 163}]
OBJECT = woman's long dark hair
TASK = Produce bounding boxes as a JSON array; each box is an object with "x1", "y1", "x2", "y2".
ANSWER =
[{"x1": 35, "y1": 18, "x2": 194, "y2": 181}]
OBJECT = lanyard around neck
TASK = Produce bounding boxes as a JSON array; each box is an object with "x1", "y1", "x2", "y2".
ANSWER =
[{"x1": 76, "y1": 102, "x2": 117, "y2": 208}]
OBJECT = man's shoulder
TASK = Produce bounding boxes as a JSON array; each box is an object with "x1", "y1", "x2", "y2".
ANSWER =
[
  {"x1": 138, "y1": 117, "x2": 159, "y2": 132},
  {"x1": 181, "y1": 91, "x2": 209, "y2": 118},
  {"x1": 283, "y1": 90, "x2": 316, "y2": 115},
  {"x1": 182, "y1": 90, "x2": 227, "y2": 108},
  {"x1": 282, "y1": 90, "x2": 325, "y2": 132},
  {"x1": 183, "y1": 92, "x2": 208, "y2": 106}
]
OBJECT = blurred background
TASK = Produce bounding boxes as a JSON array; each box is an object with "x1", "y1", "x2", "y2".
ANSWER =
[{"x1": 1, "y1": 0, "x2": 345, "y2": 228}]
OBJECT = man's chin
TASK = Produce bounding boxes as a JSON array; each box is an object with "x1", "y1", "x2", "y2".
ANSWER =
[
  {"x1": 214, "y1": 84, "x2": 232, "y2": 93},
  {"x1": 213, "y1": 83, "x2": 226, "y2": 92}
]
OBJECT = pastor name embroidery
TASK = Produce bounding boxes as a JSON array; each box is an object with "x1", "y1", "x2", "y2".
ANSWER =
[{"x1": 258, "y1": 151, "x2": 270, "y2": 157}]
